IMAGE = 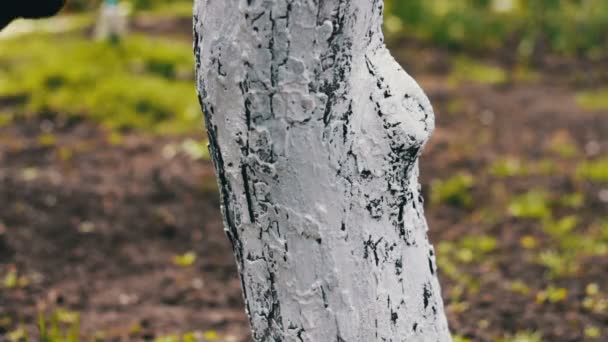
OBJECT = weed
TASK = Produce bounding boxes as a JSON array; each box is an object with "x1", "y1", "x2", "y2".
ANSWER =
[
  {"x1": 431, "y1": 172, "x2": 474, "y2": 208},
  {"x1": 508, "y1": 190, "x2": 551, "y2": 220},
  {"x1": 547, "y1": 131, "x2": 578, "y2": 158},
  {"x1": 537, "y1": 250, "x2": 579, "y2": 278},
  {"x1": 576, "y1": 88, "x2": 608, "y2": 111},
  {"x1": 536, "y1": 285, "x2": 568, "y2": 304},
  {"x1": 172, "y1": 251, "x2": 197, "y2": 267},
  {"x1": 385, "y1": 0, "x2": 608, "y2": 59},
  {"x1": 490, "y1": 158, "x2": 528, "y2": 177},
  {"x1": 449, "y1": 56, "x2": 506, "y2": 85},
  {"x1": 584, "y1": 326, "x2": 602, "y2": 339},
  {"x1": 499, "y1": 331, "x2": 543, "y2": 342},
  {"x1": 576, "y1": 158, "x2": 608, "y2": 183}
]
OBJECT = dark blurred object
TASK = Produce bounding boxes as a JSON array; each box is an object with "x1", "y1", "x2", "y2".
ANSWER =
[{"x1": 0, "y1": 0, "x2": 66, "y2": 30}]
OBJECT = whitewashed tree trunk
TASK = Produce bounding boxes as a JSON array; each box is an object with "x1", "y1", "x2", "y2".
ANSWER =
[{"x1": 194, "y1": 0, "x2": 451, "y2": 341}]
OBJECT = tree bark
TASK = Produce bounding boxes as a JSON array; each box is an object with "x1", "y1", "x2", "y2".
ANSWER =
[{"x1": 194, "y1": 0, "x2": 451, "y2": 341}]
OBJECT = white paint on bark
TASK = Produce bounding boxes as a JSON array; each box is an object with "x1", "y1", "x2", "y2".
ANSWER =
[{"x1": 194, "y1": 0, "x2": 451, "y2": 341}]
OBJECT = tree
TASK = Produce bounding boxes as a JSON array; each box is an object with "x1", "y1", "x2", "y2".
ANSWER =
[{"x1": 194, "y1": 0, "x2": 451, "y2": 340}]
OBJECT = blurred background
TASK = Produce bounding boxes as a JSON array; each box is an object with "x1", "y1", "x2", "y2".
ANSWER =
[{"x1": 0, "y1": 0, "x2": 606, "y2": 341}]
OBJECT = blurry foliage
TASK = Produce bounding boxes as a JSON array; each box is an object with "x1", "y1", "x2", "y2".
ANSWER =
[
  {"x1": 576, "y1": 88, "x2": 608, "y2": 111},
  {"x1": 499, "y1": 331, "x2": 543, "y2": 342},
  {"x1": 0, "y1": 33, "x2": 200, "y2": 134},
  {"x1": 449, "y1": 56, "x2": 507, "y2": 85},
  {"x1": 172, "y1": 251, "x2": 197, "y2": 267},
  {"x1": 542, "y1": 215, "x2": 579, "y2": 238},
  {"x1": 536, "y1": 285, "x2": 568, "y2": 304},
  {"x1": 576, "y1": 158, "x2": 608, "y2": 182},
  {"x1": 431, "y1": 172, "x2": 474, "y2": 208},
  {"x1": 583, "y1": 283, "x2": 608, "y2": 315},
  {"x1": 39, "y1": 310, "x2": 81, "y2": 342},
  {"x1": 3, "y1": 268, "x2": 29, "y2": 289},
  {"x1": 490, "y1": 157, "x2": 528, "y2": 177},
  {"x1": 6, "y1": 308, "x2": 223, "y2": 342},
  {"x1": 385, "y1": 0, "x2": 608, "y2": 59},
  {"x1": 437, "y1": 235, "x2": 497, "y2": 293},
  {"x1": 6, "y1": 310, "x2": 80, "y2": 342},
  {"x1": 508, "y1": 189, "x2": 551, "y2": 220},
  {"x1": 490, "y1": 157, "x2": 558, "y2": 177},
  {"x1": 585, "y1": 326, "x2": 602, "y2": 339},
  {"x1": 65, "y1": 0, "x2": 192, "y2": 12},
  {"x1": 547, "y1": 131, "x2": 579, "y2": 158}
]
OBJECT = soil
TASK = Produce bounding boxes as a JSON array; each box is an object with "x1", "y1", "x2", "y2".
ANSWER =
[{"x1": 0, "y1": 19, "x2": 607, "y2": 342}]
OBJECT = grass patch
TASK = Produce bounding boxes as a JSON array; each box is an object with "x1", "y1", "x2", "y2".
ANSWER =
[
  {"x1": 0, "y1": 33, "x2": 200, "y2": 134},
  {"x1": 385, "y1": 0, "x2": 608, "y2": 59},
  {"x1": 536, "y1": 218, "x2": 608, "y2": 278},
  {"x1": 437, "y1": 235, "x2": 497, "y2": 293},
  {"x1": 490, "y1": 157, "x2": 528, "y2": 177},
  {"x1": 449, "y1": 56, "x2": 506, "y2": 85},
  {"x1": 489, "y1": 157, "x2": 558, "y2": 178},
  {"x1": 431, "y1": 172, "x2": 474, "y2": 208},
  {"x1": 508, "y1": 190, "x2": 551, "y2": 220},
  {"x1": 139, "y1": 2, "x2": 194, "y2": 18},
  {"x1": 576, "y1": 88, "x2": 608, "y2": 111},
  {"x1": 576, "y1": 158, "x2": 608, "y2": 182},
  {"x1": 499, "y1": 331, "x2": 543, "y2": 342}
]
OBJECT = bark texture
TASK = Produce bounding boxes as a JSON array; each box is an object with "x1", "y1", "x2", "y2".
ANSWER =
[{"x1": 194, "y1": 0, "x2": 451, "y2": 340}]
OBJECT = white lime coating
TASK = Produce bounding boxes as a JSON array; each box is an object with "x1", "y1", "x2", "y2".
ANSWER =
[{"x1": 194, "y1": 0, "x2": 451, "y2": 341}]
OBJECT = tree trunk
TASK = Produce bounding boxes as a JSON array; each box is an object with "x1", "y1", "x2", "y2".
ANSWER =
[{"x1": 193, "y1": 0, "x2": 451, "y2": 341}]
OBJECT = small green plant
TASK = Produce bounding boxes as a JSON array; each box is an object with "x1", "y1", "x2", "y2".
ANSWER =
[
  {"x1": 536, "y1": 286, "x2": 568, "y2": 304},
  {"x1": 490, "y1": 157, "x2": 528, "y2": 177},
  {"x1": 576, "y1": 158, "x2": 608, "y2": 183},
  {"x1": 457, "y1": 235, "x2": 498, "y2": 263},
  {"x1": 499, "y1": 331, "x2": 543, "y2": 342},
  {"x1": 452, "y1": 335, "x2": 472, "y2": 342},
  {"x1": 507, "y1": 280, "x2": 531, "y2": 296},
  {"x1": 385, "y1": 0, "x2": 608, "y2": 59},
  {"x1": 155, "y1": 330, "x2": 220, "y2": 342},
  {"x1": 431, "y1": 172, "x2": 474, "y2": 208},
  {"x1": 557, "y1": 192, "x2": 584, "y2": 209},
  {"x1": 449, "y1": 56, "x2": 506, "y2": 85},
  {"x1": 3, "y1": 268, "x2": 28, "y2": 289},
  {"x1": 508, "y1": 190, "x2": 552, "y2": 220},
  {"x1": 582, "y1": 283, "x2": 608, "y2": 315},
  {"x1": 547, "y1": 132, "x2": 578, "y2": 158},
  {"x1": 437, "y1": 242, "x2": 479, "y2": 293},
  {"x1": 172, "y1": 251, "x2": 197, "y2": 267},
  {"x1": 436, "y1": 235, "x2": 497, "y2": 293},
  {"x1": 584, "y1": 325, "x2": 602, "y2": 339},
  {"x1": 576, "y1": 88, "x2": 608, "y2": 111},
  {"x1": 537, "y1": 250, "x2": 579, "y2": 278},
  {"x1": 38, "y1": 309, "x2": 80, "y2": 342},
  {"x1": 542, "y1": 215, "x2": 579, "y2": 238}
]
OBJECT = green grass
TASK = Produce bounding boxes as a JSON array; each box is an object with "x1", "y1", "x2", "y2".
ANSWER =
[
  {"x1": 4, "y1": 309, "x2": 224, "y2": 341},
  {"x1": 431, "y1": 172, "x2": 474, "y2": 208},
  {"x1": 449, "y1": 56, "x2": 507, "y2": 85},
  {"x1": 0, "y1": 33, "x2": 200, "y2": 134},
  {"x1": 508, "y1": 190, "x2": 551, "y2": 220},
  {"x1": 385, "y1": 0, "x2": 608, "y2": 59},
  {"x1": 140, "y1": 2, "x2": 195, "y2": 18},
  {"x1": 490, "y1": 157, "x2": 558, "y2": 178},
  {"x1": 576, "y1": 89, "x2": 608, "y2": 111},
  {"x1": 437, "y1": 234, "x2": 497, "y2": 294},
  {"x1": 576, "y1": 158, "x2": 608, "y2": 182}
]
